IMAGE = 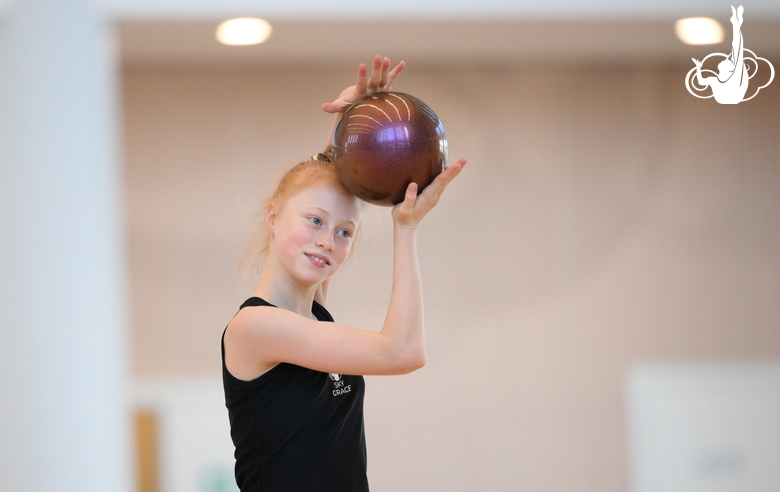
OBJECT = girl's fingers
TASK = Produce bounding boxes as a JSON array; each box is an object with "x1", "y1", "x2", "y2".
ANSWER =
[
  {"x1": 323, "y1": 56, "x2": 402, "y2": 114},
  {"x1": 443, "y1": 158, "x2": 467, "y2": 178},
  {"x1": 386, "y1": 61, "x2": 405, "y2": 89},
  {"x1": 412, "y1": 159, "x2": 467, "y2": 210},
  {"x1": 368, "y1": 55, "x2": 383, "y2": 90},
  {"x1": 354, "y1": 63, "x2": 368, "y2": 96},
  {"x1": 405, "y1": 182, "x2": 418, "y2": 203},
  {"x1": 392, "y1": 182, "x2": 418, "y2": 218},
  {"x1": 431, "y1": 159, "x2": 467, "y2": 192},
  {"x1": 393, "y1": 159, "x2": 465, "y2": 226},
  {"x1": 322, "y1": 98, "x2": 350, "y2": 113},
  {"x1": 380, "y1": 57, "x2": 391, "y2": 87},
  {"x1": 401, "y1": 182, "x2": 418, "y2": 210},
  {"x1": 321, "y1": 98, "x2": 350, "y2": 113}
]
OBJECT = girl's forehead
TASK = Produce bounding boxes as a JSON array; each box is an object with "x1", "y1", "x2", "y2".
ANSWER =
[{"x1": 290, "y1": 185, "x2": 362, "y2": 218}]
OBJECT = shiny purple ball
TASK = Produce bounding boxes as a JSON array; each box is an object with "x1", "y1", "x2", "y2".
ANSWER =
[{"x1": 332, "y1": 91, "x2": 448, "y2": 206}]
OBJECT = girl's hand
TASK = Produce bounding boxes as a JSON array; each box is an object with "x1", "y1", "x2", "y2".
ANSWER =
[
  {"x1": 322, "y1": 55, "x2": 405, "y2": 114},
  {"x1": 392, "y1": 159, "x2": 467, "y2": 230}
]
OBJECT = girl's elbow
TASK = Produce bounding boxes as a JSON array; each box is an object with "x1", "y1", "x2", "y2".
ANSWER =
[
  {"x1": 399, "y1": 348, "x2": 426, "y2": 374},
  {"x1": 411, "y1": 352, "x2": 426, "y2": 371},
  {"x1": 382, "y1": 337, "x2": 426, "y2": 374}
]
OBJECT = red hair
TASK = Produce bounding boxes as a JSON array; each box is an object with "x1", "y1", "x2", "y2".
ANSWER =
[{"x1": 239, "y1": 154, "x2": 363, "y2": 280}]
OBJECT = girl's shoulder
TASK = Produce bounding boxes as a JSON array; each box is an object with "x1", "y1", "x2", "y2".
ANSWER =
[
  {"x1": 239, "y1": 296, "x2": 275, "y2": 310},
  {"x1": 311, "y1": 300, "x2": 334, "y2": 322},
  {"x1": 228, "y1": 299, "x2": 279, "y2": 337},
  {"x1": 232, "y1": 297, "x2": 333, "y2": 326},
  {"x1": 227, "y1": 297, "x2": 327, "y2": 344},
  {"x1": 224, "y1": 298, "x2": 287, "y2": 381}
]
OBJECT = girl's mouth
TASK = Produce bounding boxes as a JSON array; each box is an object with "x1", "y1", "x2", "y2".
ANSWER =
[{"x1": 305, "y1": 253, "x2": 330, "y2": 267}]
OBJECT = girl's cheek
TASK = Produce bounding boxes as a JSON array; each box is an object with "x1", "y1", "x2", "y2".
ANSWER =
[
  {"x1": 335, "y1": 239, "x2": 352, "y2": 262},
  {"x1": 279, "y1": 229, "x2": 311, "y2": 258}
]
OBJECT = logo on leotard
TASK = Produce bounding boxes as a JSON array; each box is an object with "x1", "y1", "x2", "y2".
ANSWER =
[
  {"x1": 329, "y1": 373, "x2": 352, "y2": 396},
  {"x1": 684, "y1": 6, "x2": 774, "y2": 104}
]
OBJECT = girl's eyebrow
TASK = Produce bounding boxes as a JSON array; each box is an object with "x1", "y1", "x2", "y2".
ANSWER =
[{"x1": 310, "y1": 206, "x2": 358, "y2": 228}]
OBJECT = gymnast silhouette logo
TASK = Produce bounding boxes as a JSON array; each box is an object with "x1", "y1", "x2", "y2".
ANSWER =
[{"x1": 685, "y1": 5, "x2": 774, "y2": 104}]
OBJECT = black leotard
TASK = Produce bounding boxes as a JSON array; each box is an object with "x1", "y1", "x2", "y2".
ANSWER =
[{"x1": 222, "y1": 297, "x2": 368, "y2": 491}]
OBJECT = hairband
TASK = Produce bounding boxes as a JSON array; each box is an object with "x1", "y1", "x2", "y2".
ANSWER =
[{"x1": 312, "y1": 153, "x2": 331, "y2": 162}]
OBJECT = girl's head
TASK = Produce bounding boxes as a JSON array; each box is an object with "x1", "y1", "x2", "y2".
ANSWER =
[{"x1": 240, "y1": 155, "x2": 364, "y2": 280}]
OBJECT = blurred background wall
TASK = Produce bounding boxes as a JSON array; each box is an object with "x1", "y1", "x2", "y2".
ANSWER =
[
  {"x1": 2, "y1": 1, "x2": 779, "y2": 491},
  {"x1": 121, "y1": 15, "x2": 780, "y2": 492}
]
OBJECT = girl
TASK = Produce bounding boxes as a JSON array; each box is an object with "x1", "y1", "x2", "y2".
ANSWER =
[{"x1": 222, "y1": 55, "x2": 466, "y2": 491}]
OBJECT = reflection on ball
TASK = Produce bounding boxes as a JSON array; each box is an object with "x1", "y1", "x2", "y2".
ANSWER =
[{"x1": 332, "y1": 91, "x2": 448, "y2": 206}]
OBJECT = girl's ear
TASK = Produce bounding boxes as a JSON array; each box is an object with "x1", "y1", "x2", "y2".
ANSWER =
[{"x1": 266, "y1": 201, "x2": 278, "y2": 236}]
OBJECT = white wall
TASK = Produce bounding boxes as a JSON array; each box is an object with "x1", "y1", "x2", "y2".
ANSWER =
[
  {"x1": 0, "y1": 2, "x2": 128, "y2": 491},
  {"x1": 627, "y1": 363, "x2": 780, "y2": 492}
]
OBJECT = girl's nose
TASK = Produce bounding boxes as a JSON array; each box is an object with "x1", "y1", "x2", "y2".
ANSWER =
[{"x1": 316, "y1": 231, "x2": 334, "y2": 251}]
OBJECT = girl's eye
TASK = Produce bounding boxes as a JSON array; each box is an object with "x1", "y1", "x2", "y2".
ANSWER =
[
  {"x1": 309, "y1": 217, "x2": 322, "y2": 226},
  {"x1": 337, "y1": 229, "x2": 351, "y2": 238}
]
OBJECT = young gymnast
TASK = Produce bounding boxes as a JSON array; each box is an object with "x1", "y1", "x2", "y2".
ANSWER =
[{"x1": 222, "y1": 55, "x2": 466, "y2": 491}]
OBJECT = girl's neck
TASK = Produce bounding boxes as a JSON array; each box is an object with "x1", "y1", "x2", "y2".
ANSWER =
[{"x1": 253, "y1": 261, "x2": 317, "y2": 319}]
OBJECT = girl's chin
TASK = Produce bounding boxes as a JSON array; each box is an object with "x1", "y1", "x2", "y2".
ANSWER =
[{"x1": 293, "y1": 268, "x2": 330, "y2": 286}]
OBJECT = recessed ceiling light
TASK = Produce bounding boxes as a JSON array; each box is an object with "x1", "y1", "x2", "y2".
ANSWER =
[
  {"x1": 675, "y1": 17, "x2": 724, "y2": 45},
  {"x1": 216, "y1": 18, "x2": 272, "y2": 46}
]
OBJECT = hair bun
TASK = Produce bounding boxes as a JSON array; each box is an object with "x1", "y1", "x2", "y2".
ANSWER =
[{"x1": 312, "y1": 152, "x2": 332, "y2": 163}]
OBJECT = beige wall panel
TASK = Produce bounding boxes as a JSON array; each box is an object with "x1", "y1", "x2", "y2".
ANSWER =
[{"x1": 123, "y1": 62, "x2": 780, "y2": 492}]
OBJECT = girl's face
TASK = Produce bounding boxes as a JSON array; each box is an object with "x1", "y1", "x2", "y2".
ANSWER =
[{"x1": 268, "y1": 184, "x2": 362, "y2": 287}]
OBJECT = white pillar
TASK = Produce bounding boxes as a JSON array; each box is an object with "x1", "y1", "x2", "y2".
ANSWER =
[{"x1": 0, "y1": 1, "x2": 129, "y2": 491}]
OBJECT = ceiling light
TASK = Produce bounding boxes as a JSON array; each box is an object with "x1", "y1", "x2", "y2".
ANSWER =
[
  {"x1": 675, "y1": 17, "x2": 724, "y2": 45},
  {"x1": 216, "y1": 18, "x2": 272, "y2": 46}
]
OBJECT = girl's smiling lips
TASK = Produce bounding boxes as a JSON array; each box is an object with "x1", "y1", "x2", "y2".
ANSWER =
[{"x1": 305, "y1": 253, "x2": 330, "y2": 267}]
